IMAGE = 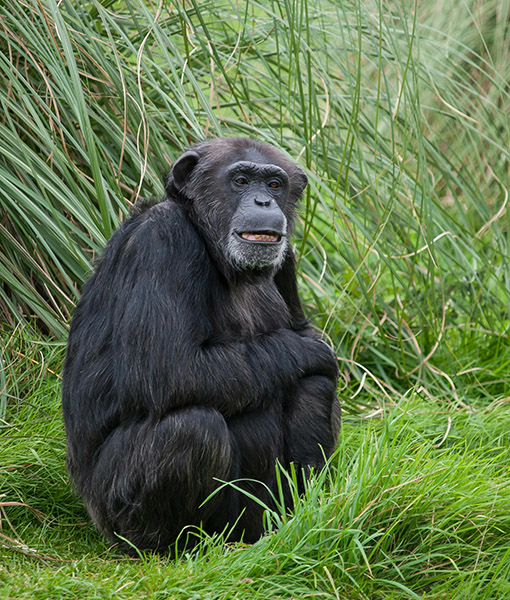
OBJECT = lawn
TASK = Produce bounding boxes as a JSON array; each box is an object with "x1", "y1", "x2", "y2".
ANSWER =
[{"x1": 1, "y1": 0, "x2": 509, "y2": 598}]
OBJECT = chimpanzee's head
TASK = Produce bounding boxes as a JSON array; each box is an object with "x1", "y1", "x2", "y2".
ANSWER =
[{"x1": 165, "y1": 137, "x2": 308, "y2": 272}]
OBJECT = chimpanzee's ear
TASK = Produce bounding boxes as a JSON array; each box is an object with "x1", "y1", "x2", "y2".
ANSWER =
[
  {"x1": 293, "y1": 166, "x2": 308, "y2": 197},
  {"x1": 168, "y1": 151, "x2": 200, "y2": 192}
]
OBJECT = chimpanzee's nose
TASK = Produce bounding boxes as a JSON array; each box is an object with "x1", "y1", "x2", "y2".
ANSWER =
[{"x1": 254, "y1": 196, "x2": 271, "y2": 207}]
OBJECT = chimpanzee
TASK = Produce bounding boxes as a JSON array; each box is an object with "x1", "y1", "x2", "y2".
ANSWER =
[{"x1": 62, "y1": 137, "x2": 341, "y2": 553}]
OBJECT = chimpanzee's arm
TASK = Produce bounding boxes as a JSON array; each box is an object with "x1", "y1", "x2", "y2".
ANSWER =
[
  {"x1": 66, "y1": 204, "x2": 336, "y2": 421},
  {"x1": 275, "y1": 248, "x2": 337, "y2": 348},
  {"x1": 273, "y1": 248, "x2": 309, "y2": 331}
]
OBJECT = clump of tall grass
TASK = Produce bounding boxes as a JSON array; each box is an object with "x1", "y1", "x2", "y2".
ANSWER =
[{"x1": 0, "y1": 1, "x2": 508, "y2": 408}]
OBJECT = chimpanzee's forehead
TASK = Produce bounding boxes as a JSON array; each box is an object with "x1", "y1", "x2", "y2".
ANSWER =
[
  {"x1": 226, "y1": 160, "x2": 289, "y2": 180},
  {"x1": 196, "y1": 137, "x2": 293, "y2": 173},
  {"x1": 225, "y1": 143, "x2": 288, "y2": 169},
  {"x1": 239, "y1": 145, "x2": 274, "y2": 163}
]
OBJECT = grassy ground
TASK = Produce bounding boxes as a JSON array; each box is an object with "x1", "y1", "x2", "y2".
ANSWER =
[{"x1": 2, "y1": 330, "x2": 510, "y2": 599}]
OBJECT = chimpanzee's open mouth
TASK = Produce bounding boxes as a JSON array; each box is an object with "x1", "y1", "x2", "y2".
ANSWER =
[{"x1": 236, "y1": 231, "x2": 283, "y2": 244}]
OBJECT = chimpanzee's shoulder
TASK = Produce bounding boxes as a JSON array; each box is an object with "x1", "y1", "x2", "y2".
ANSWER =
[
  {"x1": 128, "y1": 196, "x2": 160, "y2": 218},
  {"x1": 124, "y1": 199, "x2": 190, "y2": 233},
  {"x1": 130, "y1": 200, "x2": 208, "y2": 262}
]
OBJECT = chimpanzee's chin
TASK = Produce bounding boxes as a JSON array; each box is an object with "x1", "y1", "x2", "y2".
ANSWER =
[{"x1": 227, "y1": 233, "x2": 287, "y2": 270}]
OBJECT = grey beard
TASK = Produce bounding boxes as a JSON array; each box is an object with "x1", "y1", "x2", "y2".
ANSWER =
[{"x1": 226, "y1": 233, "x2": 288, "y2": 271}]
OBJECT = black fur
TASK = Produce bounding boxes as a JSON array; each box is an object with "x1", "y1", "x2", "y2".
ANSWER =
[{"x1": 62, "y1": 137, "x2": 341, "y2": 553}]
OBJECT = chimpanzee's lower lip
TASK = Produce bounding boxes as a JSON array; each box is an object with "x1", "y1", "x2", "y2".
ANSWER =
[{"x1": 235, "y1": 231, "x2": 283, "y2": 244}]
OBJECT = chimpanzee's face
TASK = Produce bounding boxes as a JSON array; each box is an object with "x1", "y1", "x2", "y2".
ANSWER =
[
  {"x1": 168, "y1": 138, "x2": 308, "y2": 271},
  {"x1": 222, "y1": 159, "x2": 290, "y2": 270}
]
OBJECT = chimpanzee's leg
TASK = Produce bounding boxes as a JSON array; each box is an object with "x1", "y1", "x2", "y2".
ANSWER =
[
  {"x1": 82, "y1": 406, "x2": 236, "y2": 553},
  {"x1": 283, "y1": 375, "x2": 341, "y2": 489},
  {"x1": 224, "y1": 402, "x2": 284, "y2": 542}
]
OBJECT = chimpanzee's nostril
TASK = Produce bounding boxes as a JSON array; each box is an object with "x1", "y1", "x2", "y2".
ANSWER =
[{"x1": 254, "y1": 196, "x2": 271, "y2": 207}]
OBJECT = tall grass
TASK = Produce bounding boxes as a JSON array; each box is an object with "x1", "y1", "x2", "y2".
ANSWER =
[{"x1": 1, "y1": 0, "x2": 508, "y2": 410}]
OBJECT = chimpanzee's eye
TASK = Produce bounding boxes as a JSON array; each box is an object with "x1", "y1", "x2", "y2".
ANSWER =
[
  {"x1": 234, "y1": 176, "x2": 249, "y2": 185},
  {"x1": 268, "y1": 180, "x2": 280, "y2": 189}
]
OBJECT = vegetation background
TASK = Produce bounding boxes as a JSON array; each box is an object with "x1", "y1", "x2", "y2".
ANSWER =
[{"x1": 1, "y1": 0, "x2": 509, "y2": 598}]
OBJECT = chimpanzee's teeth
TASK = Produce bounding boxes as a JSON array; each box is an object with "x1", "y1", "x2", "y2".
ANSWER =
[{"x1": 241, "y1": 232, "x2": 280, "y2": 242}]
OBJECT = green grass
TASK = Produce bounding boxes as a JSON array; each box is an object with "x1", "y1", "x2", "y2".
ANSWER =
[
  {"x1": 2, "y1": 329, "x2": 510, "y2": 599},
  {"x1": 1, "y1": 0, "x2": 509, "y2": 597}
]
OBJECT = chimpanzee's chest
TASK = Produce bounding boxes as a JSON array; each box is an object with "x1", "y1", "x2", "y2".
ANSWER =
[{"x1": 211, "y1": 278, "x2": 292, "y2": 337}]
